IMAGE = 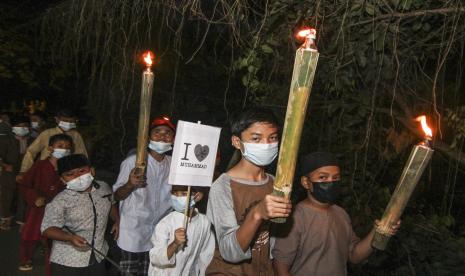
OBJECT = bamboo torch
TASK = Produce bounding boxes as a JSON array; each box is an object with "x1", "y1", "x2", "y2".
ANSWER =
[
  {"x1": 371, "y1": 115, "x2": 434, "y2": 250},
  {"x1": 134, "y1": 51, "x2": 155, "y2": 180},
  {"x1": 271, "y1": 28, "x2": 319, "y2": 223}
]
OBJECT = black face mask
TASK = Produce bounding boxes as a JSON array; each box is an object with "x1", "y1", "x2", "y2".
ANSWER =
[{"x1": 311, "y1": 181, "x2": 341, "y2": 205}]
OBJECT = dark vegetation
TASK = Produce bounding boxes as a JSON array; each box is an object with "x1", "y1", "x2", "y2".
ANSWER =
[{"x1": 2, "y1": 0, "x2": 465, "y2": 274}]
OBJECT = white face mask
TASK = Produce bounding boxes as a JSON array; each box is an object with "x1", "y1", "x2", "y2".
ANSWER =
[
  {"x1": 170, "y1": 194, "x2": 196, "y2": 213},
  {"x1": 52, "y1": 148, "x2": 71, "y2": 159},
  {"x1": 12, "y1": 127, "x2": 30, "y2": 137},
  {"x1": 148, "y1": 140, "x2": 172, "y2": 154},
  {"x1": 59, "y1": 121, "x2": 76, "y2": 131},
  {"x1": 31, "y1": 122, "x2": 40, "y2": 129},
  {"x1": 241, "y1": 142, "x2": 279, "y2": 166},
  {"x1": 66, "y1": 172, "x2": 94, "y2": 191}
]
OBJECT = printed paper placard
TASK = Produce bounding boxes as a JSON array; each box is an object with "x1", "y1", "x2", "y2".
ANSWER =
[{"x1": 169, "y1": 120, "x2": 221, "y2": 187}]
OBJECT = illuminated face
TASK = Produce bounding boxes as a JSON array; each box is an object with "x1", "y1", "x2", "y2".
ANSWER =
[
  {"x1": 171, "y1": 186, "x2": 201, "y2": 201},
  {"x1": 61, "y1": 166, "x2": 92, "y2": 184},
  {"x1": 49, "y1": 140, "x2": 72, "y2": 152},
  {"x1": 56, "y1": 116, "x2": 76, "y2": 124},
  {"x1": 231, "y1": 122, "x2": 279, "y2": 150},
  {"x1": 150, "y1": 125, "x2": 175, "y2": 143},
  {"x1": 308, "y1": 166, "x2": 341, "y2": 183},
  {"x1": 301, "y1": 165, "x2": 341, "y2": 193}
]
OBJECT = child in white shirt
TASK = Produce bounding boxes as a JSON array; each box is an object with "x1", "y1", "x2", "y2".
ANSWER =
[{"x1": 149, "y1": 185, "x2": 215, "y2": 276}]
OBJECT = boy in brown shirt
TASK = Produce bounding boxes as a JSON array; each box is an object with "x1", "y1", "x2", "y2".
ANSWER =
[
  {"x1": 273, "y1": 152, "x2": 401, "y2": 276},
  {"x1": 206, "y1": 108, "x2": 292, "y2": 275}
]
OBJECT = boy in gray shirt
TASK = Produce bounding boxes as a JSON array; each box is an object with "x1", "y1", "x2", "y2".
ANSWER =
[{"x1": 206, "y1": 108, "x2": 292, "y2": 275}]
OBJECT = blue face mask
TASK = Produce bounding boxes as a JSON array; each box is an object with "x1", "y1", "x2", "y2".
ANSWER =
[
  {"x1": 58, "y1": 121, "x2": 76, "y2": 131},
  {"x1": 241, "y1": 142, "x2": 279, "y2": 166},
  {"x1": 148, "y1": 140, "x2": 172, "y2": 154},
  {"x1": 12, "y1": 127, "x2": 30, "y2": 137},
  {"x1": 52, "y1": 148, "x2": 71, "y2": 159},
  {"x1": 171, "y1": 194, "x2": 195, "y2": 213}
]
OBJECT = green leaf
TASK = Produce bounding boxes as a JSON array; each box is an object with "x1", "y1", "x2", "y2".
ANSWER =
[
  {"x1": 351, "y1": 3, "x2": 362, "y2": 12},
  {"x1": 413, "y1": 22, "x2": 422, "y2": 31},
  {"x1": 400, "y1": 0, "x2": 412, "y2": 10},
  {"x1": 423, "y1": 23, "x2": 431, "y2": 32},
  {"x1": 261, "y1": 44, "x2": 273, "y2": 54},
  {"x1": 365, "y1": 3, "x2": 375, "y2": 15},
  {"x1": 247, "y1": 65, "x2": 257, "y2": 73}
]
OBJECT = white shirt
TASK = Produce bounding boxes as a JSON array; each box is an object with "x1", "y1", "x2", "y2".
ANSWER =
[
  {"x1": 113, "y1": 154, "x2": 172, "y2": 252},
  {"x1": 149, "y1": 210, "x2": 215, "y2": 276}
]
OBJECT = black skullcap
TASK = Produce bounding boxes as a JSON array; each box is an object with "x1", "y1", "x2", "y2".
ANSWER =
[
  {"x1": 10, "y1": 115, "x2": 30, "y2": 126},
  {"x1": 300, "y1": 152, "x2": 339, "y2": 175},
  {"x1": 57, "y1": 154, "x2": 90, "y2": 175}
]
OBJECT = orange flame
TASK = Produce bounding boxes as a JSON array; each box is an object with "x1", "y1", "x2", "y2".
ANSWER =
[
  {"x1": 415, "y1": 115, "x2": 432, "y2": 138},
  {"x1": 143, "y1": 51, "x2": 154, "y2": 67},
  {"x1": 297, "y1": 28, "x2": 316, "y2": 38}
]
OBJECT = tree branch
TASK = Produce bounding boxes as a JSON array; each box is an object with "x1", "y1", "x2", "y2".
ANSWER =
[{"x1": 350, "y1": 7, "x2": 465, "y2": 27}]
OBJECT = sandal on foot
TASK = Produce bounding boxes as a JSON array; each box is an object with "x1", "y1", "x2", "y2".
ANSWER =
[{"x1": 18, "y1": 263, "x2": 33, "y2": 271}]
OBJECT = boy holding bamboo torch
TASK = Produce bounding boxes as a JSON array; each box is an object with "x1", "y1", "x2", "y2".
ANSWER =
[
  {"x1": 272, "y1": 152, "x2": 401, "y2": 276},
  {"x1": 148, "y1": 185, "x2": 213, "y2": 276},
  {"x1": 206, "y1": 108, "x2": 292, "y2": 275},
  {"x1": 113, "y1": 116, "x2": 175, "y2": 276}
]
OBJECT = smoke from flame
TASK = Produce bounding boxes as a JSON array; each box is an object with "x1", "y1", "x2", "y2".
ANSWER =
[
  {"x1": 415, "y1": 115, "x2": 432, "y2": 137},
  {"x1": 143, "y1": 51, "x2": 154, "y2": 67}
]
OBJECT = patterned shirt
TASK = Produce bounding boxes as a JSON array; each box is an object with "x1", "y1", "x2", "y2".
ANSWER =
[{"x1": 41, "y1": 180, "x2": 114, "y2": 267}]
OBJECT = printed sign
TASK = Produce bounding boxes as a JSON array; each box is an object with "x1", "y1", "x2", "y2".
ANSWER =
[{"x1": 169, "y1": 120, "x2": 221, "y2": 187}]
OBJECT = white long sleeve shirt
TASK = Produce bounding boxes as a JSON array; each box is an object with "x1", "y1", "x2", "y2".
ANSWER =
[
  {"x1": 113, "y1": 154, "x2": 172, "y2": 252},
  {"x1": 149, "y1": 210, "x2": 215, "y2": 276}
]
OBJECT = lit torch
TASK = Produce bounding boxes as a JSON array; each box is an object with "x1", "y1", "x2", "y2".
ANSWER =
[
  {"x1": 271, "y1": 28, "x2": 319, "y2": 223},
  {"x1": 371, "y1": 115, "x2": 434, "y2": 250},
  {"x1": 134, "y1": 51, "x2": 155, "y2": 179}
]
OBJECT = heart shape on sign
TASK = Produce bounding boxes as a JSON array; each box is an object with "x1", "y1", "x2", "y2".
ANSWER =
[{"x1": 194, "y1": 144, "x2": 209, "y2": 162}]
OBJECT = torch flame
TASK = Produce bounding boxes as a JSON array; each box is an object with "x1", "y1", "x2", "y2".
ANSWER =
[
  {"x1": 143, "y1": 51, "x2": 154, "y2": 67},
  {"x1": 297, "y1": 28, "x2": 316, "y2": 39},
  {"x1": 415, "y1": 115, "x2": 432, "y2": 138}
]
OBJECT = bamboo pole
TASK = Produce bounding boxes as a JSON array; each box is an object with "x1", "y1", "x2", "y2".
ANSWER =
[
  {"x1": 181, "y1": 185, "x2": 192, "y2": 249},
  {"x1": 372, "y1": 141, "x2": 433, "y2": 250},
  {"x1": 134, "y1": 52, "x2": 155, "y2": 180},
  {"x1": 271, "y1": 29, "x2": 319, "y2": 223},
  {"x1": 183, "y1": 185, "x2": 192, "y2": 229}
]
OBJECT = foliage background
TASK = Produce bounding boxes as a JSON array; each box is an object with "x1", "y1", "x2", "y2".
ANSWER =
[{"x1": 2, "y1": 0, "x2": 465, "y2": 274}]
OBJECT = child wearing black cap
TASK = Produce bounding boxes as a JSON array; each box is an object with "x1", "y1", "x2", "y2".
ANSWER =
[
  {"x1": 272, "y1": 152, "x2": 401, "y2": 276},
  {"x1": 41, "y1": 154, "x2": 119, "y2": 276}
]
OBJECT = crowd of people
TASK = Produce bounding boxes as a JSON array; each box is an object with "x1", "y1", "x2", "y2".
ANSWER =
[{"x1": 0, "y1": 107, "x2": 400, "y2": 276}]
